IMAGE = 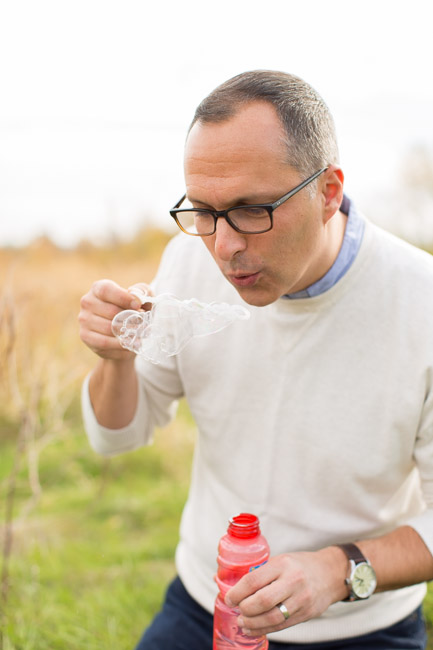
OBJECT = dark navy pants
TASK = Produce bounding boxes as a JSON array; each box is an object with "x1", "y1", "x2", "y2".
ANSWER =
[{"x1": 134, "y1": 577, "x2": 427, "y2": 650}]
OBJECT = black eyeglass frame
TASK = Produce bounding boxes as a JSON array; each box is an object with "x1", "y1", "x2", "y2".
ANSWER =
[{"x1": 169, "y1": 166, "x2": 329, "y2": 236}]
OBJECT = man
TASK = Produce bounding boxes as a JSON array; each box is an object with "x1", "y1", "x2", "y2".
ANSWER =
[{"x1": 79, "y1": 70, "x2": 433, "y2": 649}]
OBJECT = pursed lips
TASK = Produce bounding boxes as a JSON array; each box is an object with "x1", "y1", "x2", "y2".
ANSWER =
[{"x1": 227, "y1": 271, "x2": 261, "y2": 287}]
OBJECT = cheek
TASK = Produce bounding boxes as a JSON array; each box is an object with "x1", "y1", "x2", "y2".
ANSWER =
[
  {"x1": 266, "y1": 218, "x2": 320, "y2": 282},
  {"x1": 266, "y1": 228, "x2": 299, "y2": 267},
  {"x1": 274, "y1": 207, "x2": 321, "y2": 258}
]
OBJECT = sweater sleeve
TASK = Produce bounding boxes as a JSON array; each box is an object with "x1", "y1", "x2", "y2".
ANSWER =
[
  {"x1": 81, "y1": 362, "x2": 182, "y2": 457},
  {"x1": 81, "y1": 235, "x2": 192, "y2": 457},
  {"x1": 406, "y1": 368, "x2": 433, "y2": 555}
]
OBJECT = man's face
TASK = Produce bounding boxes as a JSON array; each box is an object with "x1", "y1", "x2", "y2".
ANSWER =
[{"x1": 184, "y1": 102, "x2": 338, "y2": 307}]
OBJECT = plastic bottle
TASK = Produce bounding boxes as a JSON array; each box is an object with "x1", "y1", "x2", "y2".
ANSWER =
[{"x1": 213, "y1": 513, "x2": 270, "y2": 650}]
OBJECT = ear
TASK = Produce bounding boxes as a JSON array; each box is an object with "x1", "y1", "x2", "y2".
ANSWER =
[{"x1": 322, "y1": 166, "x2": 344, "y2": 224}]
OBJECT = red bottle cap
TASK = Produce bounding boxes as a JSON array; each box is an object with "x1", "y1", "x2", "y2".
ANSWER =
[{"x1": 227, "y1": 513, "x2": 260, "y2": 538}]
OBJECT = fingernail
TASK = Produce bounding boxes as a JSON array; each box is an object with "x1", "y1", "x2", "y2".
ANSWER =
[
  {"x1": 237, "y1": 617, "x2": 244, "y2": 627},
  {"x1": 225, "y1": 597, "x2": 234, "y2": 608},
  {"x1": 130, "y1": 299, "x2": 141, "y2": 310}
]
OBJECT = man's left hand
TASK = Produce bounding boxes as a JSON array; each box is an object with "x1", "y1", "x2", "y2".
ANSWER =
[{"x1": 225, "y1": 548, "x2": 347, "y2": 636}]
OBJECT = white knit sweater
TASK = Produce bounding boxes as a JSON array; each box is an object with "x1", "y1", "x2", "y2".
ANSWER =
[{"x1": 82, "y1": 217, "x2": 433, "y2": 643}]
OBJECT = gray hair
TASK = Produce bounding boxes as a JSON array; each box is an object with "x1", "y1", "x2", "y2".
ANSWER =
[{"x1": 189, "y1": 70, "x2": 339, "y2": 179}]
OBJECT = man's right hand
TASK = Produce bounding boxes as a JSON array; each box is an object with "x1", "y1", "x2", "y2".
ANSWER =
[{"x1": 78, "y1": 279, "x2": 148, "y2": 361}]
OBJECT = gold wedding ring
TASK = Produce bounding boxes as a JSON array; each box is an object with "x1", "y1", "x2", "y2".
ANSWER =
[{"x1": 277, "y1": 602, "x2": 290, "y2": 620}]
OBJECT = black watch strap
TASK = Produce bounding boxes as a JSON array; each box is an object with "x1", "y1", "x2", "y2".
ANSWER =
[
  {"x1": 337, "y1": 542, "x2": 367, "y2": 564},
  {"x1": 337, "y1": 543, "x2": 368, "y2": 602}
]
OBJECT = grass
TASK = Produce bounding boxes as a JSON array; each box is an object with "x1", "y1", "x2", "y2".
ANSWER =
[
  {"x1": 1, "y1": 417, "x2": 432, "y2": 649},
  {"x1": 1, "y1": 401, "x2": 195, "y2": 650},
  {"x1": 0, "y1": 234, "x2": 432, "y2": 648}
]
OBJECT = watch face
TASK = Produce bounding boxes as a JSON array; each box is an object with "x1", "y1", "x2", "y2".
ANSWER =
[{"x1": 352, "y1": 563, "x2": 377, "y2": 599}]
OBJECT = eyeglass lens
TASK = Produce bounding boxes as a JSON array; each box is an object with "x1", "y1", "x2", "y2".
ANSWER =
[{"x1": 176, "y1": 206, "x2": 272, "y2": 235}]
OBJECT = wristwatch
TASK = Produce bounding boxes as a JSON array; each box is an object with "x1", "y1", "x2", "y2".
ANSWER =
[{"x1": 337, "y1": 543, "x2": 377, "y2": 601}]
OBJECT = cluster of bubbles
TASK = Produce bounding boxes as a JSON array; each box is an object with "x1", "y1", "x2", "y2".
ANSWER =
[{"x1": 111, "y1": 292, "x2": 250, "y2": 364}]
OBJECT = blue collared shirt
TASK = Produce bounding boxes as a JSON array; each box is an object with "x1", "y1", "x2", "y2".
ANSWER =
[{"x1": 284, "y1": 196, "x2": 365, "y2": 299}]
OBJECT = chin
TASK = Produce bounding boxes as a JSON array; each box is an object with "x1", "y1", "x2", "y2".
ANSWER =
[{"x1": 234, "y1": 286, "x2": 279, "y2": 307}]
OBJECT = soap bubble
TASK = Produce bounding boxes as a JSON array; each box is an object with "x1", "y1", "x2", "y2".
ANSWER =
[{"x1": 112, "y1": 293, "x2": 250, "y2": 364}]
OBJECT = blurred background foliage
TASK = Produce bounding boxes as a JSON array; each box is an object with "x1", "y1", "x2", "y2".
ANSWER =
[
  {"x1": 0, "y1": 230, "x2": 195, "y2": 649},
  {"x1": 1, "y1": 190, "x2": 433, "y2": 647}
]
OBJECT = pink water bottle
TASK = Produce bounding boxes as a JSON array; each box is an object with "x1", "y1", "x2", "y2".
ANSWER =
[{"x1": 213, "y1": 513, "x2": 270, "y2": 650}]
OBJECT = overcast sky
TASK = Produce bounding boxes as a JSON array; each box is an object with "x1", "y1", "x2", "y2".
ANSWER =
[{"x1": 1, "y1": 0, "x2": 432, "y2": 246}]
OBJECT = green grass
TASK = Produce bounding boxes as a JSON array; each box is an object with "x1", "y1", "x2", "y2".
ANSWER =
[
  {"x1": 0, "y1": 399, "x2": 195, "y2": 649},
  {"x1": 0, "y1": 398, "x2": 432, "y2": 649}
]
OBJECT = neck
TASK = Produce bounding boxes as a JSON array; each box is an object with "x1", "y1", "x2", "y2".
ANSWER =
[
  {"x1": 327, "y1": 209, "x2": 348, "y2": 264},
  {"x1": 307, "y1": 209, "x2": 348, "y2": 289}
]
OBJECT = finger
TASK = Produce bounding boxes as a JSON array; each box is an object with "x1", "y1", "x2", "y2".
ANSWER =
[
  {"x1": 242, "y1": 619, "x2": 290, "y2": 637},
  {"x1": 237, "y1": 580, "x2": 290, "y2": 618},
  {"x1": 239, "y1": 600, "x2": 300, "y2": 636},
  {"x1": 83, "y1": 312, "x2": 118, "y2": 338},
  {"x1": 128, "y1": 283, "x2": 153, "y2": 298},
  {"x1": 80, "y1": 285, "x2": 139, "y2": 323},
  {"x1": 128, "y1": 283, "x2": 154, "y2": 311},
  {"x1": 240, "y1": 599, "x2": 294, "y2": 628},
  {"x1": 80, "y1": 328, "x2": 119, "y2": 351},
  {"x1": 78, "y1": 300, "x2": 123, "y2": 336},
  {"x1": 80, "y1": 328, "x2": 133, "y2": 360},
  {"x1": 93, "y1": 279, "x2": 142, "y2": 311},
  {"x1": 226, "y1": 561, "x2": 278, "y2": 608}
]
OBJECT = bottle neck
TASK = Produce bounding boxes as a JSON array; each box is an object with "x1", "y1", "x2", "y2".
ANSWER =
[{"x1": 228, "y1": 513, "x2": 260, "y2": 539}]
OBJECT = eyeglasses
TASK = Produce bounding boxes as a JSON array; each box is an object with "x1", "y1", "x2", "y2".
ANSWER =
[{"x1": 170, "y1": 167, "x2": 328, "y2": 236}]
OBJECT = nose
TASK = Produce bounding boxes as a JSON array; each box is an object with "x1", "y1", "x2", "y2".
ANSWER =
[{"x1": 213, "y1": 217, "x2": 247, "y2": 261}]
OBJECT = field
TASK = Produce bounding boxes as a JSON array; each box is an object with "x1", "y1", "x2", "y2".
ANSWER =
[{"x1": 0, "y1": 232, "x2": 432, "y2": 649}]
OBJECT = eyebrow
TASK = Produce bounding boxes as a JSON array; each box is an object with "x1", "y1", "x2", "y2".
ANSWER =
[{"x1": 187, "y1": 193, "x2": 274, "y2": 209}]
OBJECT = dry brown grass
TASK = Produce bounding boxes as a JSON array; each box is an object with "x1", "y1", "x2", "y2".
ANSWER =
[{"x1": 0, "y1": 230, "x2": 170, "y2": 389}]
